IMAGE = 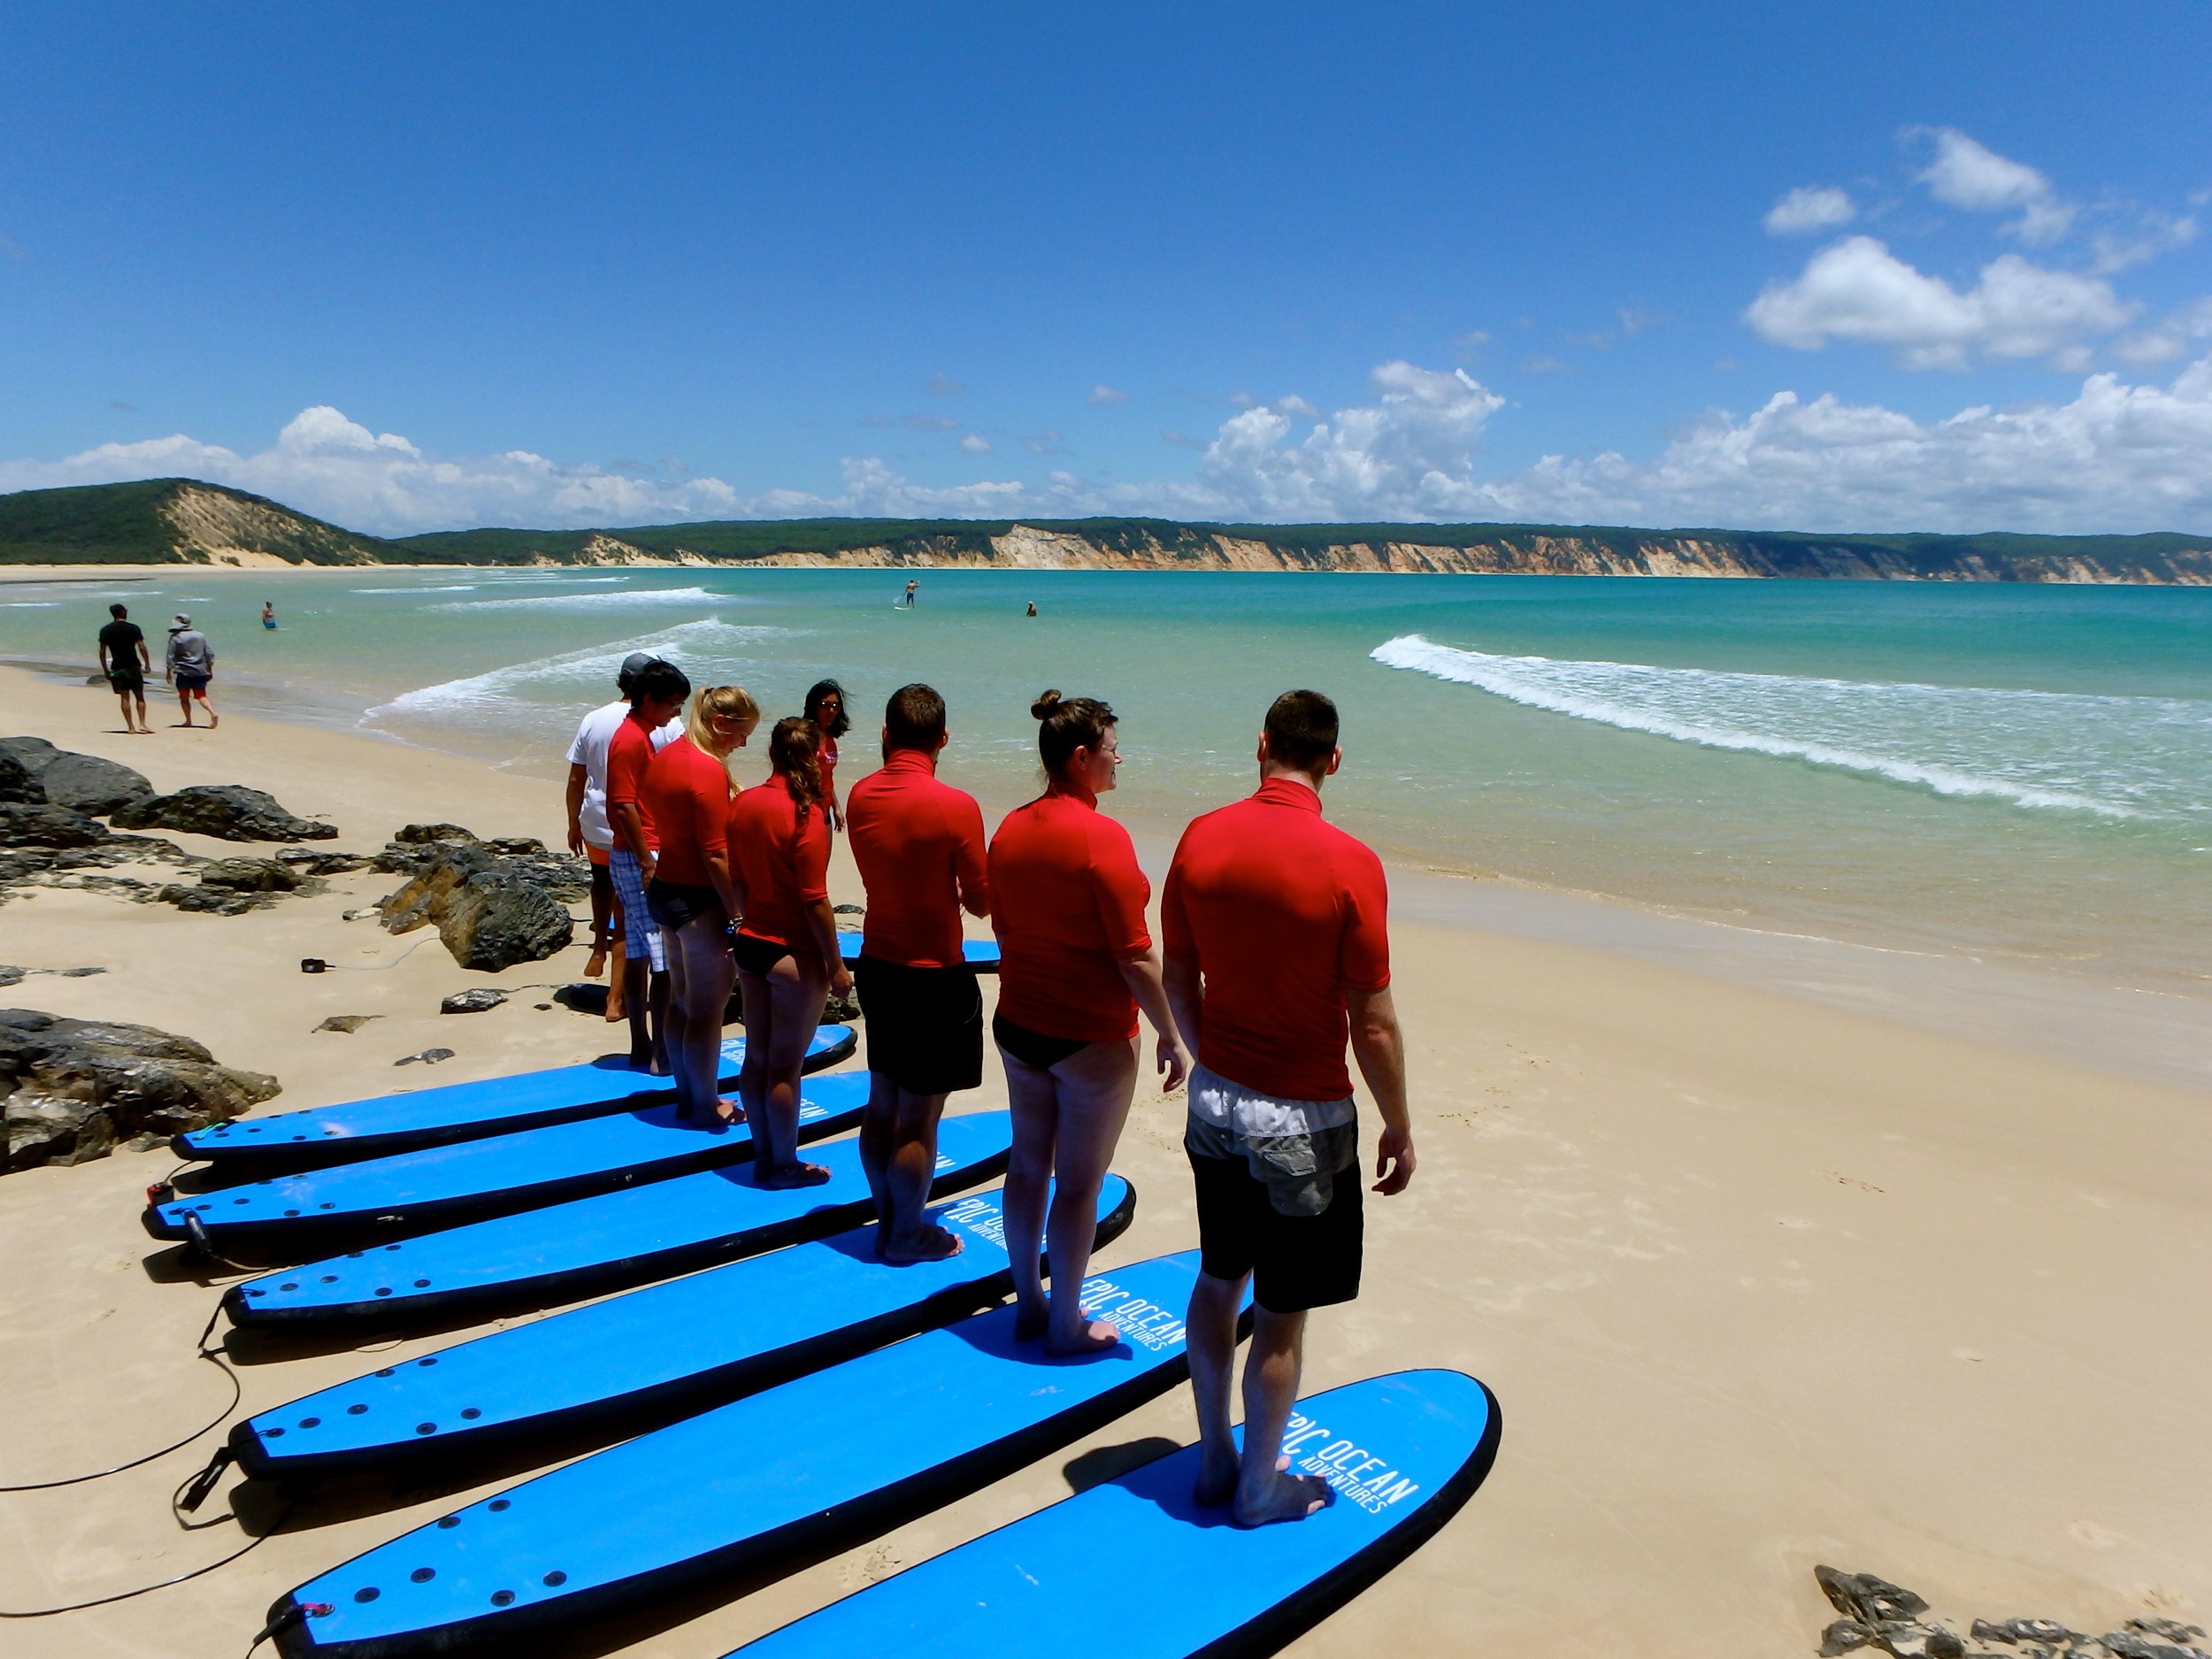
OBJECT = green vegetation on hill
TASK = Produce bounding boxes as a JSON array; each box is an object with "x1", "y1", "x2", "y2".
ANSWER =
[{"x1": 0, "y1": 477, "x2": 382, "y2": 565}]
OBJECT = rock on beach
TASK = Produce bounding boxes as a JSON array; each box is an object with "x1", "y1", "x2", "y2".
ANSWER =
[
  {"x1": 0, "y1": 736, "x2": 154, "y2": 816},
  {"x1": 111, "y1": 784, "x2": 338, "y2": 842}
]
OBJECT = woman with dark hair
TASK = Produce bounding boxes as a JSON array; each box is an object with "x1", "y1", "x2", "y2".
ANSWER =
[
  {"x1": 803, "y1": 680, "x2": 851, "y2": 832},
  {"x1": 989, "y1": 690, "x2": 1191, "y2": 1354},
  {"x1": 641, "y1": 685, "x2": 759, "y2": 1123},
  {"x1": 727, "y1": 715, "x2": 852, "y2": 1187}
]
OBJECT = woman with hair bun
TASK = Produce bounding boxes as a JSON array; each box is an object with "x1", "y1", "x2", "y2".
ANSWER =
[
  {"x1": 727, "y1": 715, "x2": 852, "y2": 1187},
  {"x1": 641, "y1": 685, "x2": 758, "y2": 1124},
  {"x1": 803, "y1": 680, "x2": 851, "y2": 832},
  {"x1": 989, "y1": 690, "x2": 1191, "y2": 1354}
]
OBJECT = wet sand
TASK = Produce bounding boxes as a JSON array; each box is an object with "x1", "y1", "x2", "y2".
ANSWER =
[{"x1": 1, "y1": 664, "x2": 2208, "y2": 1655}]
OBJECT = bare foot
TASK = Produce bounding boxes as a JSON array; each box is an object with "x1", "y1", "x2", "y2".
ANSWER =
[
  {"x1": 757, "y1": 1160, "x2": 831, "y2": 1189},
  {"x1": 1044, "y1": 1318, "x2": 1123, "y2": 1357},
  {"x1": 585, "y1": 950, "x2": 607, "y2": 979},
  {"x1": 1232, "y1": 1471, "x2": 1335, "y2": 1528},
  {"x1": 207, "y1": 711, "x2": 219, "y2": 729},
  {"x1": 880, "y1": 1224, "x2": 964, "y2": 1264},
  {"x1": 605, "y1": 1000, "x2": 626, "y2": 1023},
  {"x1": 1193, "y1": 1446, "x2": 1243, "y2": 1506}
]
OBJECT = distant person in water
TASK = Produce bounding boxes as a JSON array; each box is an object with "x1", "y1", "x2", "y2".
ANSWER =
[
  {"x1": 989, "y1": 690, "x2": 1189, "y2": 1352},
  {"x1": 847, "y1": 683, "x2": 990, "y2": 1262},
  {"x1": 902, "y1": 579, "x2": 918, "y2": 608},
  {"x1": 727, "y1": 716, "x2": 849, "y2": 1187},
  {"x1": 261, "y1": 601, "x2": 277, "y2": 630},
  {"x1": 604, "y1": 657, "x2": 692, "y2": 1071},
  {"x1": 1026, "y1": 601, "x2": 1037, "y2": 618},
  {"x1": 1164, "y1": 689, "x2": 1413, "y2": 1528},
  {"x1": 165, "y1": 614, "x2": 218, "y2": 729},
  {"x1": 803, "y1": 680, "x2": 851, "y2": 832},
  {"x1": 644, "y1": 685, "x2": 759, "y2": 1123},
  {"x1": 565, "y1": 653, "x2": 683, "y2": 992},
  {"x1": 96, "y1": 603, "x2": 151, "y2": 734}
]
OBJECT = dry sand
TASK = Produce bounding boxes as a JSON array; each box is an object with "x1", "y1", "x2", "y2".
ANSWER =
[{"x1": 1, "y1": 664, "x2": 2208, "y2": 1657}]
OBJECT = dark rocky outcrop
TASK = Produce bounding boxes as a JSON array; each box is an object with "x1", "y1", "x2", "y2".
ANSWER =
[
  {"x1": 2, "y1": 1008, "x2": 280, "y2": 1172},
  {"x1": 0, "y1": 749, "x2": 44, "y2": 805},
  {"x1": 112, "y1": 784, "x2": 337, "y2": 842},
  {"x1": 196, "y1": 856, "x2": 304, "y2": 893},
  {"x1": 375, "y1": 838, "x2": 579, "y2": 972},
  {"x1": 441, "y1": 988, "x2": 508, "y2": 1014},
  {"x1": 0, "y1": 737, "x2": 154, "y2": 815},
  {"x1": 278, "y1": 848, "x2": 372, "y2": 876},
  {"x1": 0, "y1": 803, "x2": 110, "y2": 849},
  {"x1": 394, "y1": 822, "x2": 479, "y2": 845},
  {"x1": 1810, "y1": 1567, "x2": 2208, "y2": 1659}
]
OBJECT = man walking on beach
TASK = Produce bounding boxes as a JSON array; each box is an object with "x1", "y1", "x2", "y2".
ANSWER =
[
  {"x1": 165, "y1": 613, "x2": 218, "y2": 729},
  {"x1": 1163, "y1": 688, "x2": 1415, "y2": 1526},
  {"x1": 604, "y1": 657, "x2": 691, "y2": 1072},
  {"x1": 846, "y1": 684, "x2": 990, "y2": 1261},
  {"x1": 96, "y1": 603, "x2": 151, "y2": 734}
]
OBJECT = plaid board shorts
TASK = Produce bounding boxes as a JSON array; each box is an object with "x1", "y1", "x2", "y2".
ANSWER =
[{"x1": 608, "y1": 848, "x2": 667, "y2": 972}]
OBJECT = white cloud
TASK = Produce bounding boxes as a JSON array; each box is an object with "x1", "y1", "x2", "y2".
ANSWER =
[
  {"x1": 1764, "y1": 186, "x2": 1856, "y2": 235},
  {"x1": 925, "y1": 373, "x2": 964, "y2": 395},
  {"x1": 2111, "y1": 296, "x2": 2212, "y2": 365},
  {"x1": 1914, "y1": 127, "x2": 2073, "y2": 243},
  {"x1": 958, "y1": 434, "x2": 992, "y2": 453},
  {"x1": 1274, "y1": 394, "x2": 1321, "y2": 419},
  {"x1": 2089, "y1": 210, "x2": 2198, "y2": 275},
  {"x1": 1086, "y1": 384, "x2": 1129, "y2": 406},
  {"x1": 1746, "y1": 235, "x2": 2135, "y2": 368}
]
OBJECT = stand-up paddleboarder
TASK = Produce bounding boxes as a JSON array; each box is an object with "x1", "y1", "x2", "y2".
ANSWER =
[
  {"x1": 1163, "y1": 689, "x2": 1416, "y2": 1526},
  {"x1": 847, "y1": 683, "x2": 991, "y2": 1261}
]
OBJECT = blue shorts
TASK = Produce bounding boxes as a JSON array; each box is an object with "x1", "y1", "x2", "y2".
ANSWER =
[
  {"x1": 608, "y1": 849, "x2": 666, "y2": 972},
  {"x1": 175, "y1": 672, "x2": 210, "y2": 695}
]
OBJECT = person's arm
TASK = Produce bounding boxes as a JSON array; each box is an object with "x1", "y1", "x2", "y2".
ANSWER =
[
  {"x1": 97, "y1": 636, "x2": 111, "y2": 675},
  {"x1": 1347, "y1": 984, "x2": 1414, "y2": 1194},
  {"x1": 565, "y1": 763, "x2": 589, "y2": 856},
  {"x1": 135, "y1": 636, "x2": 150, "y2": 672},
  {"x1": 804, "y1": 895, "x2": 852, "y2": 999},
  {"x1": 1117, "y1": 948, "x2": 1190, "y2": 1094},
  {"x1": 795, "y1": 814, "x2": 850, "y2": 998},
  {"x1": 611, "y1": 800, "x2": 655, "y2": 877},
  {"x1": 824, "y1": 772, "x2": 844, "y2": 833},
  {"x1": 1163, "y1": 953, "x2": 1203, "y2": 1058},
  {"x1": 955, "y1": 801, "x2": 989, "y2": 918}
]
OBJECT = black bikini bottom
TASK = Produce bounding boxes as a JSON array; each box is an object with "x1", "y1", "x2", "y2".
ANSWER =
[
  {"x1": 992, "y1": 1012, "x2": 1093, "y2": 1071},
  {"x1": 731, "y1": 931, "x2": 795, "y2": 976},
  {"x1": 647, "y1": 880, "x2": 724, "y2": 933}
]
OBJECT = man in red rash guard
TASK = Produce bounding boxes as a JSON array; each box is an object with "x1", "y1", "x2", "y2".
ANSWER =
[
  {"x1": 846, "y1": 683, "x2": 990, "y2": 1262},
  {"x1": 1162, "y1": 688, "x2": 1415, "y2": 1529},
  {"x1": 604, "y1": 658, "x2": 691, "y2": 1072}
]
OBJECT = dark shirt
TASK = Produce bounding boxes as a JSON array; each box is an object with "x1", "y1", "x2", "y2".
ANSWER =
[{"x1": 98, "y1": 620, "x2": 145, "y2": 671}]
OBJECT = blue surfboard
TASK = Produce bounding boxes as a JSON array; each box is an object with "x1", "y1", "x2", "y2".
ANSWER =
[
  {"x1": 147, "y1": 1072, "x2": 872, "y2": 1254},
  {"x1": 225, "y1": 1111, "x2": 1013, "y2": 1328},
  {"x1": 268, "y1": 1250, "x2": 1231, "y2": 1658},
  {"x1": 173, "y1": 1025, "x2": 857, "y2": 1168},
  {"x1": 723, "y1": 1370, "x2": 1500, "y2": 1659},
  {"x1": 837, "y1": 930, "x2": 1000, "y2": 972},
  {"x1": 231, "y1": 1178, "x2": 1135, "y2": 1482}
]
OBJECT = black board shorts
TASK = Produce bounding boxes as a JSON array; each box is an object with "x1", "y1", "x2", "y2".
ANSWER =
[
  {"x1": 107, "y1": 668, "x2": 144, "y2": 695},
  {"x1": 174, "y1": 671, "x2": 210, "y2": 694},
  {"x1": 1188, "y1": 1143, "x2": 1363, "y2": 1315},
  {"x1": 990, "y1": 1011, "x2": 1092, "y2": 1072},
  {"x1": 646, "y1": 879, "x2": 724, "y2": 933},
  {"x1": 858, "y1": 955, "x2": 983, "y2": 1095}
]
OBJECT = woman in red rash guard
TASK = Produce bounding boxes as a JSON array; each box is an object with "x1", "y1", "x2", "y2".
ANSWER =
[
  {"x1": 803, "y1": 680, "x2": 850, "y2": 832},
  {"x1": 989, "y1": 690, "x2": 1191, "y2": 1354},
  {"x1": 727, "y1": 716, "x2": 852, "y2": 1187},
  {"x1": 641, "y1": 685, "x2": 759, "y2": 1124}
]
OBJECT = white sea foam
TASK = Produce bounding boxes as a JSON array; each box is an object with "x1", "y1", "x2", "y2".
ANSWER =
[
  {"x1": 429, "y1": 585, "x2": 724, "y2": 614},
  {"x1": 350, "y1": 584, "x2": 479, "y2": 594},
  {"x1": 1371, "y1": 634, "x2": 2212, "y2": 819},
  {"x1": 365, "y1": 618, "x2": 789, "y2": 725}
]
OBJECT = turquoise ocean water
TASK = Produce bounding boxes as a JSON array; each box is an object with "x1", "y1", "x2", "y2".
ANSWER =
[{"x1": 7, "y1": 567, "x2": 2209, "y2": 998}]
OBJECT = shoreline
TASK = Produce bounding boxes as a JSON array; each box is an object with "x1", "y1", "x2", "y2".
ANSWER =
[{"x1": 1, "y1": 668, "x2": 2208, "y2": 1655}]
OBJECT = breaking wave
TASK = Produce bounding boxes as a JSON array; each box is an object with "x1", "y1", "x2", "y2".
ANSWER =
[
  {"x1": 1371, "y1": 634, "x2": 2212, "y2": 819},
  {"x1": 429, "y1": 585, "x2": 724, "y2": 613},
  {"x1": 366, "y1": 618, "x2": 789, "y2": 725}
]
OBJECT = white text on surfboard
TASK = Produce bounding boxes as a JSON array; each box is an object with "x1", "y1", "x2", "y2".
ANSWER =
[
  {"x1": 1076, "y1": 1275, "x2": 1187, "y2": 1350},
  {"x1": 1279, "y1": 1413, "x2": 1422, "y2": 1514}
]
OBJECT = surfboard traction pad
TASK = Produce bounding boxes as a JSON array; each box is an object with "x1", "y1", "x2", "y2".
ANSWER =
[
  {"x1": 227, "y1": 1178, "x2": 1138, "y2": 1482},
  {"x1": 267, "y1": 1252, "x2": 1240, "y2": 1659},
  {"x1": 722, "y1": 1369, "x2": 1502, "y2": 1659},
  {"x1": 219, "y1": 1112, "x2": 1014, "y2": 1330},
  {"x1": 146, "y1": 1072, "x2": 872, "y2": 1251},
  {"x1": 170, "y1": 1025, "x2": 859, "y2": 1167}
]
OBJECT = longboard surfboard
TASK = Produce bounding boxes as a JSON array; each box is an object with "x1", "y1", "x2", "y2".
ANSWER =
[
  {"x1": 232, "y1": 1178, "x2": 1135, "y2": 1481},
  {"x1": 173, "y1": 1025, "x2": 857, "y2": 1168},
  {"x1": 722, "y1": 1370, "x2": 1501, "y2": 1659},
  {"x1": 269, "y1": 1250, "x2": 1229, "y2": 1658},
  {"x1": 224, "y1": 1110, "x2": 1013, "y2": 1328},
  {"x1": 835, "y1": 931, "x2": 999, "y2": 972},
  {"x1": 147, "y1": 1072, "x2": 872, "y2": 1254}
]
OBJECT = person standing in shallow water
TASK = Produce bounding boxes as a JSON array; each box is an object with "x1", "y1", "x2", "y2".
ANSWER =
[
  {"x1": 988, "y1": 690, "x2": 1189, "y2": 1353},
  {"x1": 96, "y1": 603, "x2": 151, "y2": 734},
  {"x1": 261, "y1": 601, "x2": 277, "y2": 630},
  {"x1": 727, "y1": 716, "x2": 849, "y2": 1187},
  {"x1": 803, "y1": 680, "x2": 851, "y2": 832},
  {"x1": 1164, "y1": 689, "x2": 1415, "y2": 1527},
  {"x1": 847, "y1": 683, "x2": 990, "y2": 1262}
]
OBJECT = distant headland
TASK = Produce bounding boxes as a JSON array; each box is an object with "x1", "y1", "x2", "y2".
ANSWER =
[{"x1": 4, "y1": 476, "x2": 2208, "y2": 583}]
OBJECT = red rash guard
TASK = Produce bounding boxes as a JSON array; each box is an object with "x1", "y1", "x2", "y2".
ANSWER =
[
  {"x1": 846, "y1": 749, "x2": 987, "y2": 968},
  {"x1": 604, "y1": 714, "x2": 660, "y2": 849},
  {"x1": 640, "y1": 736, "x2": 735, "y2": 887},
  {"x1": 1162, "y1": 777, "x2": 1391, "y2": 1102},
  {"x1": 729, "y1": 776, "x2": 832, "y2": 948},
  {"x1": 988, "y1": 782, "x2": 1151, "y2": 1043}
]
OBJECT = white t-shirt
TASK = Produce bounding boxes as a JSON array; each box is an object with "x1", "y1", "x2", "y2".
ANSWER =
[{"x1": 567, "y1": 700, "x2": 685, "y2": 849}]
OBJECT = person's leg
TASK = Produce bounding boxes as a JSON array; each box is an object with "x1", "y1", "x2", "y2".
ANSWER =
[
  {"x1": 113, "y1": 685, "x2": 133, "y2": 732},
  {"x1": 175, "y1": 683, "x2": 193, "y2": 726},
  {"x1": 132, "y1": 688, "x2": 148, "y2": 733},
  {"x1": 755, "y1": 956, "x2": 831, "y2": 1186},
  {"x1": 586, "y1": 864, "x2": 613, "y2": 979},
  {"x1": 199, "y1": 687, "x2": 218, "y2": 729},
  {"x1": 660, "y1": 910, "x2": 694, "y2": 1104},
  {"x1": 733, "y1": 964, "x2": 772, "y2": 1150},
  {"x1": 858, "y1": 1071, "x2": 899, "y2": 1248},
  {"x1": 641, "y1": 965, "x2": 669, "y2": 1073},
  {"x1": 1187, "y1": 1268, "x2": 1250, "y2": 1504},
  {"x1": 1038, "y1": 1035, "x2": 1138, "y2": 1355},
  {"x1": 996, "y1": 1049, "x2": 1059, "y2": 1337},
  {"x1": 879, "y1": 1087, "x2": 956, "y2": 1261},
  {"x1": 1233, "y1": 1306, "x2": 1332, "y2": 1526},
  {"x1": 672, "y1": 914, "x2": 734, "y2": 1120}
]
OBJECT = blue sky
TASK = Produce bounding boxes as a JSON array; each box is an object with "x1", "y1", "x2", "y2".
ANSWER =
[{"x1": 3, "y1": 2, "x2": 2208, "y2": 534}]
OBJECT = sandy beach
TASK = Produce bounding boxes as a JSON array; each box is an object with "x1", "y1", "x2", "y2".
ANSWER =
[{"x1": 2, "y1": 660, "x2": 2208, "y2": 1657}]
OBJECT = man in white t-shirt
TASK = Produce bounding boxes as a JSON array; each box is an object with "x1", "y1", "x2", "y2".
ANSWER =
[{"x1": 565, "y1": 652, "x2": 686, "y2": 1010}]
